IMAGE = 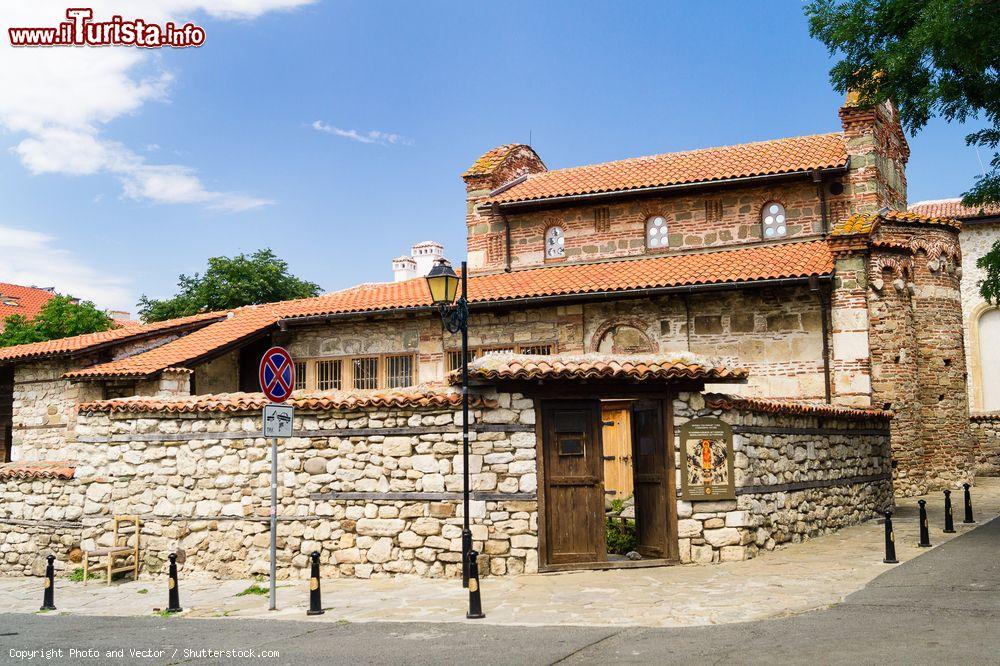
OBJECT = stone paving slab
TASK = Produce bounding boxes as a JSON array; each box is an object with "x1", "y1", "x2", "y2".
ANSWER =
[{"x1": 4, "y1": 479, "x2": 998, "y2": 628}]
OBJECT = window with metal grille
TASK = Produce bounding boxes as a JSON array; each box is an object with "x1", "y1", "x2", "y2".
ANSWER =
[
  {"x1": 519, "y1": 344, "x2": 553, "y2": 355},
  {"x1": 293, "y1": 362, "x2": 306, "y2": 391},
  {"x1": 481, "y1": 346, "x2": 516, "y2": 356},
  {"x1": 353, "y1": 357, "x2": 379, "y2": 390},
  {"x1": 705, "y1": 199, "x2": 723, "y2": 222},
  {"x1": 385, "y1": 355, "x2": 414, "y2": 388},
  {"x1": 316, "y1": 359, "x2": 342, "y2": 391},
  {"x1": 447, "y1": 350, "x2": 478, "y2": 373},
  {"x1": 594, "y1": 207, "x2": 611, "y2": 232}
]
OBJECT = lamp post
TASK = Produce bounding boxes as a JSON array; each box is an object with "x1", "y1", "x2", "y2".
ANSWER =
[{"x1": 425, "y1": 259, "x2": 472, "y2": 588}]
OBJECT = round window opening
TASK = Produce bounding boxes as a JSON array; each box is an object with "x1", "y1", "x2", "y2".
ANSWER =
[
  {"x1": 545, "y1": 226, "x2": 565, "y2": 259},
  {"x1": 761, "y1": 202, "x2": 787, "y2": 239},
  {"x1": 646, "y1": 215, "x2": 669, "y2": 249}
]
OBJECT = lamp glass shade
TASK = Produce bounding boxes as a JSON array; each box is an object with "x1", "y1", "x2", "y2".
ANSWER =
[{"x1": 425, "y1": 261, "x2": 459, "y2": 305}]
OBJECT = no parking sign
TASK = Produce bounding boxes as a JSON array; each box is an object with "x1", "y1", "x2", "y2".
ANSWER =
[{"x1": 259, "y1": 346, "x2": 295, "y2": 403}]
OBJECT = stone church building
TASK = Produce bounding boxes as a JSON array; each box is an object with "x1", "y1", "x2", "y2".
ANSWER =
[{"x1": 0, "y1": 94, "x2": 991, "y2": 577}]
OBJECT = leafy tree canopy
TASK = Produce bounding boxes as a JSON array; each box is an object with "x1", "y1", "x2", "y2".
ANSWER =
[
  {"x1": 806, "y1": 0, "x2": 1000, "y2": 300},
  {"x1": 0, "y1": 295, "x2": 113, "y2": 347},
  {"x1": 138, "y1": 249, "x2": 322, "y2": 322}
]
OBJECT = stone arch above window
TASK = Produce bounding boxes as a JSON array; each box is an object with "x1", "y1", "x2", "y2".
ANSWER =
[
  {"x1": 761, "y1": 201, "x2": 788, "y2": 240},
  {"x1": 645, "y1": 214, "x2": 669, "y2": 251},
  {"x1": 544, "y1": 225, "x2": 565, "y2": 260},
  {"x1": 591, "y1": 319, "x2": 657, "y2": 354}
]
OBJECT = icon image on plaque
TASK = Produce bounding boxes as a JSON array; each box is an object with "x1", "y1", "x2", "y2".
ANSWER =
[{"x1": 679, "y1": 416, "x2": 735, "y2": 500}]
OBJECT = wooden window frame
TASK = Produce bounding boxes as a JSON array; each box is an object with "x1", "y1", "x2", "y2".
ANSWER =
[
  {"x1": 446, "y1": 343, "x2": 556, "y2": 372},
  {"x1": 297, "y1": 353, "x2": 417, "y2": 391}
]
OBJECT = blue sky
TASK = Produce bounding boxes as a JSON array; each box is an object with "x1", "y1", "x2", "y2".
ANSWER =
[{"x1": 0, "y1": 1, "x2": 987, "y2": 313}]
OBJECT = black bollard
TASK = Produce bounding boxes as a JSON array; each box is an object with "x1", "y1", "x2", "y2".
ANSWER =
[
  {"x1": 917, "y1": 499, "x2": 931, "y2": 547},
  {"x1": 963, "y1": 483, "x2": 975, "y2": 524},
  {"x1": 882, "y1": 511, "x2": 898, "y2": 564},
  {"x1": 943, "y1": 490, "x2": 956, "y2": 533},
  {"x1": 307, "y1": 551, "x2": 324, "y2": 616},
  {"x1": 166, "y1": 553, "x2": 182, "y2": 613},
  {"x1": 465, "y1": 550, "x2": 485, "y2": 620},
  {"x1": 40, "y1": 554, "x2": 56, "y2": 611}
]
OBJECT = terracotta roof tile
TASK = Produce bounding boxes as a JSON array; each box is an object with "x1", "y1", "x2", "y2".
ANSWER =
[
  {"x1": 457, "y1": 353, "x2": 748, "y2": 384},
  {"x1": 909, "y1": 198, "x2": 1000, "y2": 220},
  {"x1": 0, "y1": 283, "x2": 55, "y2": 327},
  {"x1": 0, "y1": 460, "x2": 76, "y2": 480},
  {"x1": 485, "y1": 133, "x2": 848, "y2": 205},
  {"x1": 705, "y1": 393, "x2": 891, "y2": 421},
  {"x1": 0, "y1": 311, "x2": 226, "y2": 364},
  {"x1": 971, "y1": 411, "x2": 1000, "y2": 422},
  {"x1": 831, "y1": 210, "x2": 961, "y2": 238},
  {"x1": 79, "y1": 385, "x2": 492, "y2": 415},
  {"x1": 463, "y1": 144, "x2": 524, "y2": 177}
]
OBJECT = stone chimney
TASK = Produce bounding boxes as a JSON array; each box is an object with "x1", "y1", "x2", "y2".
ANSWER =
[
  {"x1": 839, "y1": 91, "x2": 910, "y2": 215},
  {"x1": 392, "y1": 256, "x2": 417, "y2": 282},
  {"x1": 410, "y1": 241, "x2": 444, "y2": 276}
]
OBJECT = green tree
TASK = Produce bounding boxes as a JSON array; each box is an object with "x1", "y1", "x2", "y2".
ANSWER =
[
  {"x1": 138, "y1": 249, "x2": 321, "y2": 322},
  {"x1": 0, "y1": 296, "x2": 113, "y2": 347},
  {"x1": 806, "y1": 0, "x2": 1000, "y2": 300}
]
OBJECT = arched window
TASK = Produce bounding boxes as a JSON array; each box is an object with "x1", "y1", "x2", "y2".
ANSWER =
[
  {"x1": 978, "y1": 308, "x2": 1000, "y2": 411},
  {"x1": 761, "y1": 202, "x2": 787, "y2": 239},
  {"x1": 646, "y1": 215, "x2": 669, "y2": 250},
  {"x1": 545, "y1": 226, "x2": 565, "y2": 259}
]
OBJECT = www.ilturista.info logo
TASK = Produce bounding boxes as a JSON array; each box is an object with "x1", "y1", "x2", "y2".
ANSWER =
[{"x1": 9, "y1": 8, "x2": 206, "y2": 48}]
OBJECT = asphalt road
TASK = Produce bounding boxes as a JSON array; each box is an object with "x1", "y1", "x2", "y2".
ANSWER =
[{"x1": 2, "y1": 516, "x2": 998, "y2": 665}]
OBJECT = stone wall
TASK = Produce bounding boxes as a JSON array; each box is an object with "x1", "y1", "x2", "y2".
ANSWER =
[
  {"x1": 971, "y1": 413, "x2": 1000, "y2": 477},
  {"x1": 672, "y1": 392, "x2": 893, "y2": 563},
  {"x1": 960, "y1": 219, "x2": 1000, "y2": 410},
  {"x1": 56, "y1": 390, "x2": 538, "y2": 581},
  {"x1": 0, "y1": 475, "x2": 84, "y2": 576}
]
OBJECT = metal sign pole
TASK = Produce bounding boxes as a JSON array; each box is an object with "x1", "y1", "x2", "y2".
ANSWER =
[{"x1": 269, "y1": 435, "x2": 278, "y2": 611}]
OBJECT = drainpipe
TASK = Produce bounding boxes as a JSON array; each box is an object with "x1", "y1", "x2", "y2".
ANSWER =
[
  {"x1": 813, "y1": 169, "x2": 829, "y2": 234},
  {"x1": 492, "y1": 202, "x2": 512, "y2": 273},
  {"x1": 811, "y1": 275, "x2": 833, "y2": 403}
]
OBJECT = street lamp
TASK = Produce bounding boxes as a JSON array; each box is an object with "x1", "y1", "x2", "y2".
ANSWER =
[{"x1": 425, "y1": 259, "x2": 473, "y2": 589}]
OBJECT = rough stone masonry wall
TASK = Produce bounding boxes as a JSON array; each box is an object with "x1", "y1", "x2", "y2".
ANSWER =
[
  {"x1": 0, "y1": 476, "x2": 84, "y2": 576},
  {"x1": 672, "y1": 392, "x2": 893, "y2": 564},
  {"x1": 971, "y1": 413, "x2": 1000, "y2": 477},
  {"x1": 51, "y1": 392, "x2": 538, "y2": 581}
]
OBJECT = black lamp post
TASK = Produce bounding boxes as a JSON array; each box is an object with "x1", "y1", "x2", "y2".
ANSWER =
[{"x1": 425, "y1": 259, "x2": 473, "y2": 588}]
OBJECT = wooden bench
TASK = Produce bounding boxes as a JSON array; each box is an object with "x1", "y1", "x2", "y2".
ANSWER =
[{"x1": 83, "y1": 515, "x2": 141, "y2": 586}]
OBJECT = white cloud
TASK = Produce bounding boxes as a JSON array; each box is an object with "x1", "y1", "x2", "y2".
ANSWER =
[
  {"x1": 0, "y1": 225, "x2": 133, "y2": 310},
  {"x1": 312, "y1": 120, "x2": 412, "y2": 146},
  {"x1": 0, "y1": 1, "x2": 314, "y2": 211}
]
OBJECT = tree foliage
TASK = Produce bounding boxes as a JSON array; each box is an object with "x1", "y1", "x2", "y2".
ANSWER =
[
  {"x1": 806, "y1": 0, "x2": 1000, "y2": 300},
  {"x1": 138, "y1": 249, "x2": 322, "y2": 322},
  {"x1": 0, "y1": 295, "x2": 113, "y2": 347}
]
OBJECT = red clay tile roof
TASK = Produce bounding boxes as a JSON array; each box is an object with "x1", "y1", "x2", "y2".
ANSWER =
[
  {"x1": 65, "y1": 305, "x2": 283, "y2": 379},
  {"x1": 705, "y1": 393, "x2": 891, "y2": 421},
  {"x1": 970, "y1": 411, "x2": 1000, "y2": 422},
  {"x1": 0, "y1": 311, "x2": 226, "y2": 364},
  {"x1": 0, "y1": 283, "x2": 55, "y2": 327},
  {"x1": 0, "y1": 460, "x2": 76, "y2": 481},
  {"x1": 464, "y1": 144, "x2": 528, "y2": 177},
  {"x1": 908, "y1": 198, "x2": 1000, "y2": 220},
  {"x1": 831, "y1": 210, "x2": 961, "y2": 238},
  {"x1": 485, "y1": 133, "x2": 848, "y2": 205},
  {"x1": 79, "y1": 385, "x2": 492, "y2": 415},
  {"x1": 66, "y1": 241, "x2": 833, "y2": 380},
  {"x1": 457, "y1": 353, "x2": 748, "y2": 384}
]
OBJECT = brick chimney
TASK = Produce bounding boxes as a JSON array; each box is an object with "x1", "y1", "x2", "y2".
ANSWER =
[
  {"x1": 839, "y1": 91, "x2": 910, "y2": 215},
  {"x1": 462, "y1": 144, "x2": 546, "y2": 273}
]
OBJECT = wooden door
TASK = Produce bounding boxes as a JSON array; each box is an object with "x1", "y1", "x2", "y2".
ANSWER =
[
  {"x1": 601, "y1": 404, "x2": 633, "y2": 498},
  {"x1": 631, "y1": 400, "x2": 669, "y2": 558},
  {"x1": 541, "y1": 400, "x2": 606, "y2": 565}
]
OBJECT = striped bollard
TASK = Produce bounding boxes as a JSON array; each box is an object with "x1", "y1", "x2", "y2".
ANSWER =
[
  {"x1": 40, "y1": 554, "x2": 57, "y2": 611},
  {"x1": 882, "y1": 511, "x2": 898, "y2": 564},
  {"x1": 166, "y1": 553, "x2": 182, "y2": 613},
  {"x1": 917, "y1": 499, "x2": 931, "y2": 547},
  {"x1": 943, "y1": 490, "x2": 956, "y2": 533},
  {"x1": 307, "y1": 551, "x2": 324, "y2": 616}
]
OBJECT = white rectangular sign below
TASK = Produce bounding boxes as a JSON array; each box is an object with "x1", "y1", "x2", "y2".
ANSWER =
[{"x1": 263, "y1": 403, "x2": 294, "y2": 438}]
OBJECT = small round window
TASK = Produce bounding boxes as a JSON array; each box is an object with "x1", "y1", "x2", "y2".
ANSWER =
[
  {"x1": 646, "y1": 215, "x2": 669, "y2": 249},
  {"x1": 545, "y1": 226, "x2": 565, "y2": 259},
  {"x1": 762, "y1": 202, "x2": 787, "y2": 239}
]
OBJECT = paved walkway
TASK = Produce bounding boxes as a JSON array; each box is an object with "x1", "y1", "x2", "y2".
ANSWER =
[{"x1": 5, "y1": 479, "x2": 998, "y2": 628}]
